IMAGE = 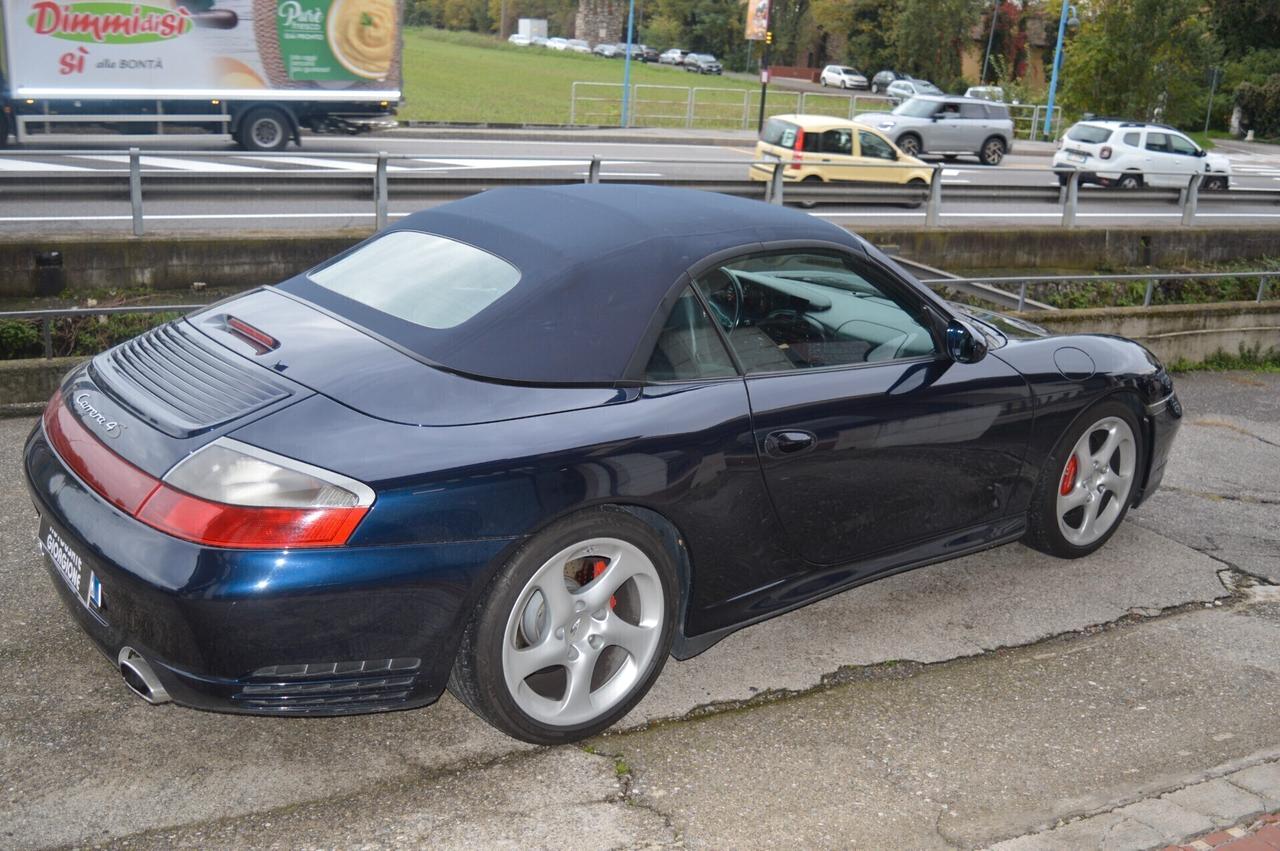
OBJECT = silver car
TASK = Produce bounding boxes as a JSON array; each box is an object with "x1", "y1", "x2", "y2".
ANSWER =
[{"x1": 855, "y1": 95, "x2": 1015, "y2": 165}]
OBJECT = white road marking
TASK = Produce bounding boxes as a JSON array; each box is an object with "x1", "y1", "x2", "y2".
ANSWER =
[
  {"x1": 415, "y1": 157, "x2": 639, "y2": 170},
  {"x1": 241, "y1": 156, "x2": 409, "y2": 172},
  {"x1": 0, "y1": 158, "x2": 94, "y2": 172},
  {"x1": 77, "y1": 155, "x2": 268, "y2": 173},
  {"x1": 573, "y1": 171, "x2": 665, "y2": 177}
]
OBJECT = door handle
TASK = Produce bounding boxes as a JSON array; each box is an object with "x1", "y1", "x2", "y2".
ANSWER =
[{"x1": 763, "y1": 430, "x2": 816, "y2": 457}]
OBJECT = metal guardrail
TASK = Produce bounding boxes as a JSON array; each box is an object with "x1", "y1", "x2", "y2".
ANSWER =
[
  {"x1": 3, "y1": 149, "x2": 1278, "y2": 235},
  {"x1": 3, "y1": 272, "x2": 1271, "y2": 360}
]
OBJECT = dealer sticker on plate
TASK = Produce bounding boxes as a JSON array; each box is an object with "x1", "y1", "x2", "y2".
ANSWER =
[{"x1": 40, "y1": 521, "x2": 106, "y2": 622}]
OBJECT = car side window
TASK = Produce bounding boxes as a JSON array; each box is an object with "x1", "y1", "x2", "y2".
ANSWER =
[
  {"x1": 821, "y1": 129, "x2": 852, "y2": 155},
  {"x1": 1168, "y1": 134, "x2": 1198, "y2": 155},
  {"x1": 939, "y1": 102, "x2": 962, "y2": 116},
  {"x1": 1145, "y1": 132, "x2": 1170, "y2": 153},
  {"x1": 859, "y1": 131, "x2": 896, "y2": 161},
  {"x1": 959, "y1": 102, "x2": 986, "y2": 118},
  {"x1": 692, "y1": 251, "x2": 938, "y2": 374},
  {"x1": 1123, "y1": 131, "x2": 1141, "y2": 147},
  {"x1": 645, "y1": 288, "x2": 738, "y2": 381}
]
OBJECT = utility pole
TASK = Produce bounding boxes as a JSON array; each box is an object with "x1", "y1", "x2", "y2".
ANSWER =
[
  {"x1": 755, "y1": 11, "x2": 773, "y2": 133},
  {"x1": 1204, "y1": 66, "x2": 1222, "y2": 134},
  {"x1": 1043, "y1": 2, "x2": 1073, "y2": 138},
  {"x1": 980, "y1": 0, "x2": 1000, "y2": 84},
  {"x1": 621, "y1": 0, "x2": 637, "y2": 127}
]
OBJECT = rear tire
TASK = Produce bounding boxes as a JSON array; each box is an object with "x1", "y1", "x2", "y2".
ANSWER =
[
  {"x1": 979, "y1": 136, "x2": 1006, "y2": 166},
  {"x1": 238, "y1": 106, "x2": 291, "y2": 152},
  {"x1": 448, "y1": 507, "x2": 677, "y2": 745},
  {"x1": 1117, "y1": 172, "x2": 1142, "y2": 190},
  {"x1": 1025, "y1": 399, "x2": 1144, "y2": 559}
]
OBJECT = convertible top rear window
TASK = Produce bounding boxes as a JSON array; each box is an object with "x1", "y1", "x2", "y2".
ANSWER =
[{"x1": 309, "y1": 231, "x2": 520, "y2": 330}]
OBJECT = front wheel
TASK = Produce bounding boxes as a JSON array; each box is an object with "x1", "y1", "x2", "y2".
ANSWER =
[
  {"x1": 448, "y1": 508, "x2": 677, "y2": 744},
  {"x1": 238, "y1": 106, "x2": 292, "y2": 152},
  {"x1": 1025, "y1": 399, "x2": 1143, "y2": 558},
  {"x1": 1204, "y1": 175, "x2": 1228, "y2": 191},
  {"x1": 897, "y1": 133, "x2": 922, "y2": 157},
  {"x1": 979, "y1": 136, "x2": 1006, "y2": 166}
]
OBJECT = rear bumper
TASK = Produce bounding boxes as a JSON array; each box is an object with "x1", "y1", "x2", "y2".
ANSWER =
[
  {"x1": 1135, "y1": 391, "x2": 1183, "y2": 506},
  {"x1": 23, "y1": 423, "x2": 514, "y2": 716}
]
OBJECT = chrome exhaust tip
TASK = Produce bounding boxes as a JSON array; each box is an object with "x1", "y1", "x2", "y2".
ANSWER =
[{"x1": 118, "y1": 647, "x2": 172, "y2": 705}]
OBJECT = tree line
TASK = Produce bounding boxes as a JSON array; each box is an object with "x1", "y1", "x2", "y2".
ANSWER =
[{"x1": 406, "y1": 0, "x2": 1280, "y2": 134}]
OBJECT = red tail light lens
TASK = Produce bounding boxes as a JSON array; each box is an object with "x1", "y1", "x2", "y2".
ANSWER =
[
  {"x1": 43, "y1": 395, "x2": 371, "y2": 549},
  {"x1": 135, "y1": 485, "x2": 368, "y2": 549},
  {"x1": 790, "y1": 128, "x2": 806, "y2": 169},
  {"x1": 43, "y1": 394, "x2": 160, "y2": 514}
]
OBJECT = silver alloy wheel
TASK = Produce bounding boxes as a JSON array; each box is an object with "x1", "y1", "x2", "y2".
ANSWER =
[
  {"x1": 502, "y1": 537, "x2": 665, "y2": 727},
  {"x1": 1056, "y1": 415, "x2": 1137, "y2": 547},
  {"x1": 898, "y1": 135, "x2": 920, "y2": 156},
  {"x1": 251, "y1": 117, "x2": 284, "y2": 149},
  {"x1": 982, "y1": 138, "x2": 1005, "y2": 164},
  {"x1": 1118, "y1": 173, "x2": 1141, "y2": 189}
]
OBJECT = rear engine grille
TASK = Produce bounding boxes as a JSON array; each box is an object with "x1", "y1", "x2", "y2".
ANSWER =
[{"x1": 91, "y1": 321, "x2": 291, "y2": 438}]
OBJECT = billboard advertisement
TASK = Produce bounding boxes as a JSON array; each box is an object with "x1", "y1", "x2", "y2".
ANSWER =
[
  {"x1": 1, "y1": 0, "x2": 402, "y2": 98},
  {"x1": 744, "y1": 0, "x2": 769, "y2": 41}
]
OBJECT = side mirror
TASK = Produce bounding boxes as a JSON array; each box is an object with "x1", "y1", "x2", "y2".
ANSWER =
[
  {"x1": 946, "y1": 318, "x2": 988, "y2": 364},
  {"x1": 1195, "y1": 148, "x2": 1207, "y2": 158}
]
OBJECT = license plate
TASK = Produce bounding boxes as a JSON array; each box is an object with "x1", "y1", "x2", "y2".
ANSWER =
[
  {"x1": 39, "y1": 519, "x2": 107, "y2": 623},
  {"x1": 1068, "y1": 151, "x2": 1087, "y2": 163}
]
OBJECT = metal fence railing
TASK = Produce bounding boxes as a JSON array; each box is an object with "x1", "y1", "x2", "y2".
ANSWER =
[
  {"x1": 569, "y1": 82, "x2": 1062, "y2": 138},
  {"x1": 4, "y1": 270, "x2": 1271, "y2": 360},
  {"x1": 2, "y1": 149, "x2": 1278, "y2": 236}
]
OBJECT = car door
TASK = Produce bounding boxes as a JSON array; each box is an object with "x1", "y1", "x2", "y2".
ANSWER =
[
  {"x1": 930, "y1": 100, "x2": 965, "y2": 150},
  {"x1": 853, "y1": 128, "x2": 905, "y2": 184},
  {"x1": 1167, "y1": 133, "x2": 1207, "y2": 182},
  {"x1": 693, "y1": 248, "x2": 1033, "y2": 566},
  {"x1": 1143, "y1": 132, "x2": 1187, "y2": 187},
  {"x1": 814, "y1": 127, "x2": 857, "y2": 180}
]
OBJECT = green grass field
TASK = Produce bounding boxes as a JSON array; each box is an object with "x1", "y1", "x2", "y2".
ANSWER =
[{"x1": 398, "y1": 28, "x2": 774, "y2": 125}]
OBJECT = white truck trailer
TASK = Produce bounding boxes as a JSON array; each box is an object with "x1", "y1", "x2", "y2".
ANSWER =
[{"x1": 0, "y1": 0, "x2": 401, "y2": 149}]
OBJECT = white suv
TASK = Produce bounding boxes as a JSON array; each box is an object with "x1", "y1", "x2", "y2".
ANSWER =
[{"x1": 1052, "y1": 120, "x2": 1231, "y2": 190}]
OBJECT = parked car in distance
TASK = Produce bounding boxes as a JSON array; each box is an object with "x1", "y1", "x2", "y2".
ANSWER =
[
  {"x1": 593, "y1": 43, "x2": 620, "y2": 58},
  {"x1": 659, "y1": 48, "x2": 688, "y2": 65},
  {"x1": 964, "y1": 86, "x2": 1005, "y2": 102},
  {"x1": 618, "y1": 43, "x2": 658, "y2": 62},
  {"x1": 544, "y1": 37, "x2": 569, "y2": 50},
  {"x1": 1051, "y1": 119, "x2": 1231, "y2": 189},
  {"x1": 885, "y1": 79, "x2": 943, "y2": 102},
  {"x1": 749, "y1": 114, "x2": 932, "y2": 195},
  {"x1": 530, "y1": 36, "x2": 549, "y2": 46},
  {"x1": 855, "y1": 95, "x2": 1015, "y2": 165},
  {"x1": 683, "y1": 53, "x2": 723, "y2": 74},
  {"x1": 820, "y1": 65, "x2": 869, "y2": 89},
  {"x1": 25, "y1": 184, "x2": 1182, "y2": 745},
  {"x1": 566, "y1": 39, "x2": 592, "y2": 54},
  {"x1": 507, "y1": 34, "x2": 532, "y2": 46},
  {"x1": 871, "y1": 69, "x2": 911, "y2": 94}
]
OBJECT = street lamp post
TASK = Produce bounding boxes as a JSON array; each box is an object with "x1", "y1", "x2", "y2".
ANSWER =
[
  {"x1": 1042, "y1": 2, "x2": 1076, "y2": 138},
  {"x1": 620, "y1": 0, "x2": 637, "y2": 127},
  {"x1": 981, "y1": 0, "x2": 1000, "y2": 85}
]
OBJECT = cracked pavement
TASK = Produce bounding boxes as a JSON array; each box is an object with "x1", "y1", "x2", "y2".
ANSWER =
[{"x1": 1, "y1": 371, "x2": 1277, "y2": 850}]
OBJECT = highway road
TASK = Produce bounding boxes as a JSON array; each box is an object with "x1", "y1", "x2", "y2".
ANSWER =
[{"x1": 3, "y1": 133, "x2": 1280, "y2": 234}]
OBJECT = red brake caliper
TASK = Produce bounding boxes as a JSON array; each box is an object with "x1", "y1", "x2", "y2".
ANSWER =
[
  {"x1": 591, "y1": 559, "x2": 617, "y2": 609},
  {"x1": 1059, "y1": 455, "x2": 1078, "y2": 497}
]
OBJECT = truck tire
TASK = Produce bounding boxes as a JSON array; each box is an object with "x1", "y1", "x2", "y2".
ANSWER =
[{"x1": 238, "y1": 107, "x2": 291, "y2": 152}]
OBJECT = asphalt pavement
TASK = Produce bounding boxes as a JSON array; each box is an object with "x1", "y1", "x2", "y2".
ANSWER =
[
  {"x1": 2, "y1": 131, "x2": 1279, "y2": 235},
  {"x1": 2, "y1": 370, "x2": 1278, "y2": 849}
]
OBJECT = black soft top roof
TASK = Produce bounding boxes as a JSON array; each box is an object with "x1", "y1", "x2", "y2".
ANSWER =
[{"x1": 280, "y1": 184, "x2": 864, "y2": 384}]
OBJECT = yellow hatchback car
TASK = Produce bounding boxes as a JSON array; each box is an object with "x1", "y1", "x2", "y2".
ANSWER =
[{"x1": 750, "y1": 114, "x2": 933, "y2": 187}]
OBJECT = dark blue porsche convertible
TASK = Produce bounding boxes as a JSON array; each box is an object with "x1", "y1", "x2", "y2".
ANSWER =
[{"x1": 24, "y1": 185, "x2": 1181, "y2": 744}]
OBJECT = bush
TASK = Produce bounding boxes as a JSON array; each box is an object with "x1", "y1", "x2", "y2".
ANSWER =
[{"x1": 1235, "y1": 74, "x2": 1280, "y2": 137}]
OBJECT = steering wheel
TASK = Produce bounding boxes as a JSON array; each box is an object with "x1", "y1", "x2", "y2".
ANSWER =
[{"x1": 700, "y1": 269, "x2": 745, "y2": 331}]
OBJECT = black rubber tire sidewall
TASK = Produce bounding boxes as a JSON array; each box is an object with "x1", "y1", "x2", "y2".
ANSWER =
[
  {"x1": 1025, "y1": 397, "x2": 1145, "y2": 559},
  {"x1": 898, "y1": 134, "x2": 921, "y2": 156},
  {"x1": 447, "y1": 507, "x2": 678, "y2": 745},
  {"x1": 239, "y1": 107, "x2": 290, "y2": 152},
  {"x1": 980, "y1": 136, "x2": 1005, "y2": 165}
]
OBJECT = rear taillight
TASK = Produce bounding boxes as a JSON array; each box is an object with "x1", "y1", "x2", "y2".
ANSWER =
[
  {"x1": 1100, "y1": 146, "x2": 1113, "y2": 160},
  {"x1": 791, "y1": 128, "x2": 806, "y2": 169},
  {"x1": 43, "y1": 395, "x2": 371, "y2": 549}
]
